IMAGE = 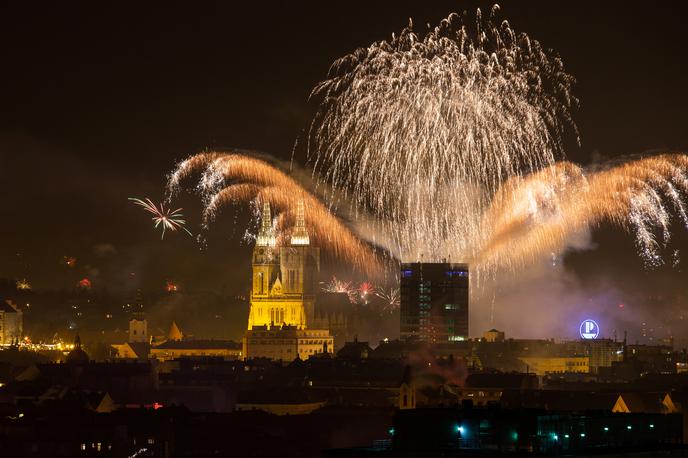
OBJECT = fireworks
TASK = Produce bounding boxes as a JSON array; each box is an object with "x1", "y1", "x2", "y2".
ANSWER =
[
  {"x1": 477, "y1": 155, "x2": 688, "y2": 270},
  {"x1": 357, "y1": 281, "x2": 375, "y2": 304},
  {"x1": 63, "y1": 256, "x2": 77, "y2": 267},
  {"x1": 166, "y1": 281, "x2": 179, "y2": 293},
  {"x1": 323, "y1": 276, "x2": 354, "y2": 294},
  {"x1": 308, "y1": 6, "x2": 577, "y2": 266},
  {"x1": 77, "y1": 278, "x2": 91, "y2": 290},
  {"x1": 322, "y1": 276, "x2": 357, "y2": 302},
  {"x1": 375, "y1": 286, "x2": 400, "y2": 312},
  {"x1": 167, "y1": 7, "x2": 688, "y2": 280},
  {"x1": 15, "y1": 279, "x2": 31, "y2": 291},
  {"x1": 167, "y1": 154, "x2": 386, "y2": 277},
  {"x1": 305, "y1": 7, "x2": 688, "y2": 274},
  {"x1": 129, "y1": 197, "x2": 193, "y2": 240}
]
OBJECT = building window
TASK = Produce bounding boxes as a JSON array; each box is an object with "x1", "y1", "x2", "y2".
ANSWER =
[{"x1": 446, "y1": 270, "x2": 468, "y2": 277}]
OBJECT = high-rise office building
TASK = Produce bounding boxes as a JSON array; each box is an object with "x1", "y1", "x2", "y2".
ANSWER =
[{"x1": 400, "y1": 262, "x2": 469, "y2": 343}]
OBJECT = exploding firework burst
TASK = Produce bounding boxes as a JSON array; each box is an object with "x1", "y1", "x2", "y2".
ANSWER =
[
  {"x1": 167, "y1": 154, "x2": 386, "y2": 277},
  {"x1": 357, "y1": 281, "x2": 375, "y2": 304},
  {"x1": 129, "y1": 197, "x2": 193, "y2": 240},
  {"x1": 477, "y1": 155, "x2": 688, "y2": 270},
  {"x1": 322, "y1": 276, "x2": 357, "y2": 302},
  {"x1": 166, "y1": 281, "x2": 179, "y2": 293},
  {"x1": 308, "y1": 6, "x2": 578, "y2": 265},
  {"x1": 375, "y1": 286, "x2": 400, "y2": 311},
  {"x1": 322, "y1": 276, "x2": 354, "y2": 294},
  {"x1": 167, "y1": 7, "x2": 688, "y2": 281},
  {"x1": 304, "y1": 7, "x2": 688, "y2": 274},
  {"x1": 15, "y1": 279, "x2": 31, "y2": 291}
]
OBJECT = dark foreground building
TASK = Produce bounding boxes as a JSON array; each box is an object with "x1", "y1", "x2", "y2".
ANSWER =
[
  {"x1": 325, "y1": 405, "x2": 686, "y2": 457},
  {"x1": 400, "y1": 263, "x2": 469, "y2": 343}
]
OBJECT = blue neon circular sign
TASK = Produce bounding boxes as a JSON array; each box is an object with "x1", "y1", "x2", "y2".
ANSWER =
[{"x1": 579, "y1": 319, "x2": 599, "y2": 339}]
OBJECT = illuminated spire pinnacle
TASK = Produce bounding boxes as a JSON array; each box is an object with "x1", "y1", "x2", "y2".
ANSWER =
[
  {"x1": 290, "y1": 199, "x2": 310, "y2": 246},
  {"x1": 256, "y1": 202, "x2": 275, "y2": 247}
]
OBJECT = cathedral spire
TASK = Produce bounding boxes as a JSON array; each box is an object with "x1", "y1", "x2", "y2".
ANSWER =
[
  {"x1": 256, "y1": 201, "x2": 275, "y2": 247},
  {"x1": 290, "y1": 199, "x2": 310, "y2": 246}
]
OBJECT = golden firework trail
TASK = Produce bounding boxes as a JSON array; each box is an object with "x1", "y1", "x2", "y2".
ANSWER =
[
  {"x1": 168, "y1": 7, "x2": 688, "y2": 279},
  {"x1": 168, "y1": 153, "x2": 386, "y2": 278}
]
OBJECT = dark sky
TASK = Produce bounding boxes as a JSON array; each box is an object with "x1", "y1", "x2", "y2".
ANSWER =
[{"x1": 1, "y1": 1, "x2": 688, "y2": 339}]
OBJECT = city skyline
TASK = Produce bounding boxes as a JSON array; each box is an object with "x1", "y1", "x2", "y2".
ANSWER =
[
  {"x1": 2, "y1": 3, "x2": 688, "y2": 456},
  {"x1": 1, "y1": 1, "x2": 688, "y2": 343}
]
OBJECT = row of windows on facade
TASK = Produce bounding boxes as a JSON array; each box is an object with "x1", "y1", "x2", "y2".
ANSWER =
[
  {"x1": 80, "y1": 442, "x2": 112, "y2": 451},
  {"x1": 401, "y1": 270, "x2": 468, "y2": 278},
  {"x1": 257, "y1": 307, "x2": 297, "y2": 323},
  {"x1": 255, "y1": 270, "x2": 301, "y2": 294},
  {"x1": 250, "y1": 339, "x2": 329, "y2": 345},
  {"x1": 251, "y1": 332, "x2": 328, "y2": 338}
]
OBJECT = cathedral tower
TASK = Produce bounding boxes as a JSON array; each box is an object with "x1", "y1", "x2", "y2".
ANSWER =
[{"x1": 247, "y1": 200, "x2": 320, "y2": 330}]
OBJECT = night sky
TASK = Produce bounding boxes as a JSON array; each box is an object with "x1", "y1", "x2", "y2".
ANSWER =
[{"x1": 2, "y1": 1, "x2": 687, "y2": 341}]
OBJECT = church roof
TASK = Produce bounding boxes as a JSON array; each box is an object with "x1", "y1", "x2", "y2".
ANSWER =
[
  {"x1": 66, "y1": 334, "x2": 89, "y2": 363},
  {"x1": 0, "y1": 300, "x2": 20, "y2": 313},
  {"x1": 168, "y1": 321, "x2": 183, "y2": 341},
  {"x1": 153, "y1": 339, "x2": 241, "y2": 350}
]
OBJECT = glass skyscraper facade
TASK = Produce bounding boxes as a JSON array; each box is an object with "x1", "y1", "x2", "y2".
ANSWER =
[{"x1": 400, "y1": 262, "x2": 469, "y2": 343}]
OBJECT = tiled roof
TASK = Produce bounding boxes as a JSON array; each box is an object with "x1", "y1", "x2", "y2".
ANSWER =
[{"x1": 153, "y1": 339, "x2": 241, "y2": 350}]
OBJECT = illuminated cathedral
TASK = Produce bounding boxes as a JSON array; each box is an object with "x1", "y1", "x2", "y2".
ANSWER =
[
  {"x1": 243, "y1": 201, "x2": 334, "y2": 361},
  {"x1": 247, "y1": 201, "x2": 319, "y2": 330}
]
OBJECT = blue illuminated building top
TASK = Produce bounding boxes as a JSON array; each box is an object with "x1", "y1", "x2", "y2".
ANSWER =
[{"x1": 446, "y1": 270, "x2": 468, "y2": 277}]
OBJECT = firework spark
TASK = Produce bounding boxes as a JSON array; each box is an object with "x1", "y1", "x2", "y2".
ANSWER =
[
  {"x1": 375, "y1": 286, "x2": 400, "y2": 311},
  {"x1": 129, "y1": 197, "x2": 193, "y2": 240},
  {"x1": 166, "y1": 281, "x2": 179, "y2": 293},
  {"x1": 322, "y1": 276, "x2": 354, "y2": 294},
  {"x1": 15, "y1": 279, "x2": 31, "y2": 291}
]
